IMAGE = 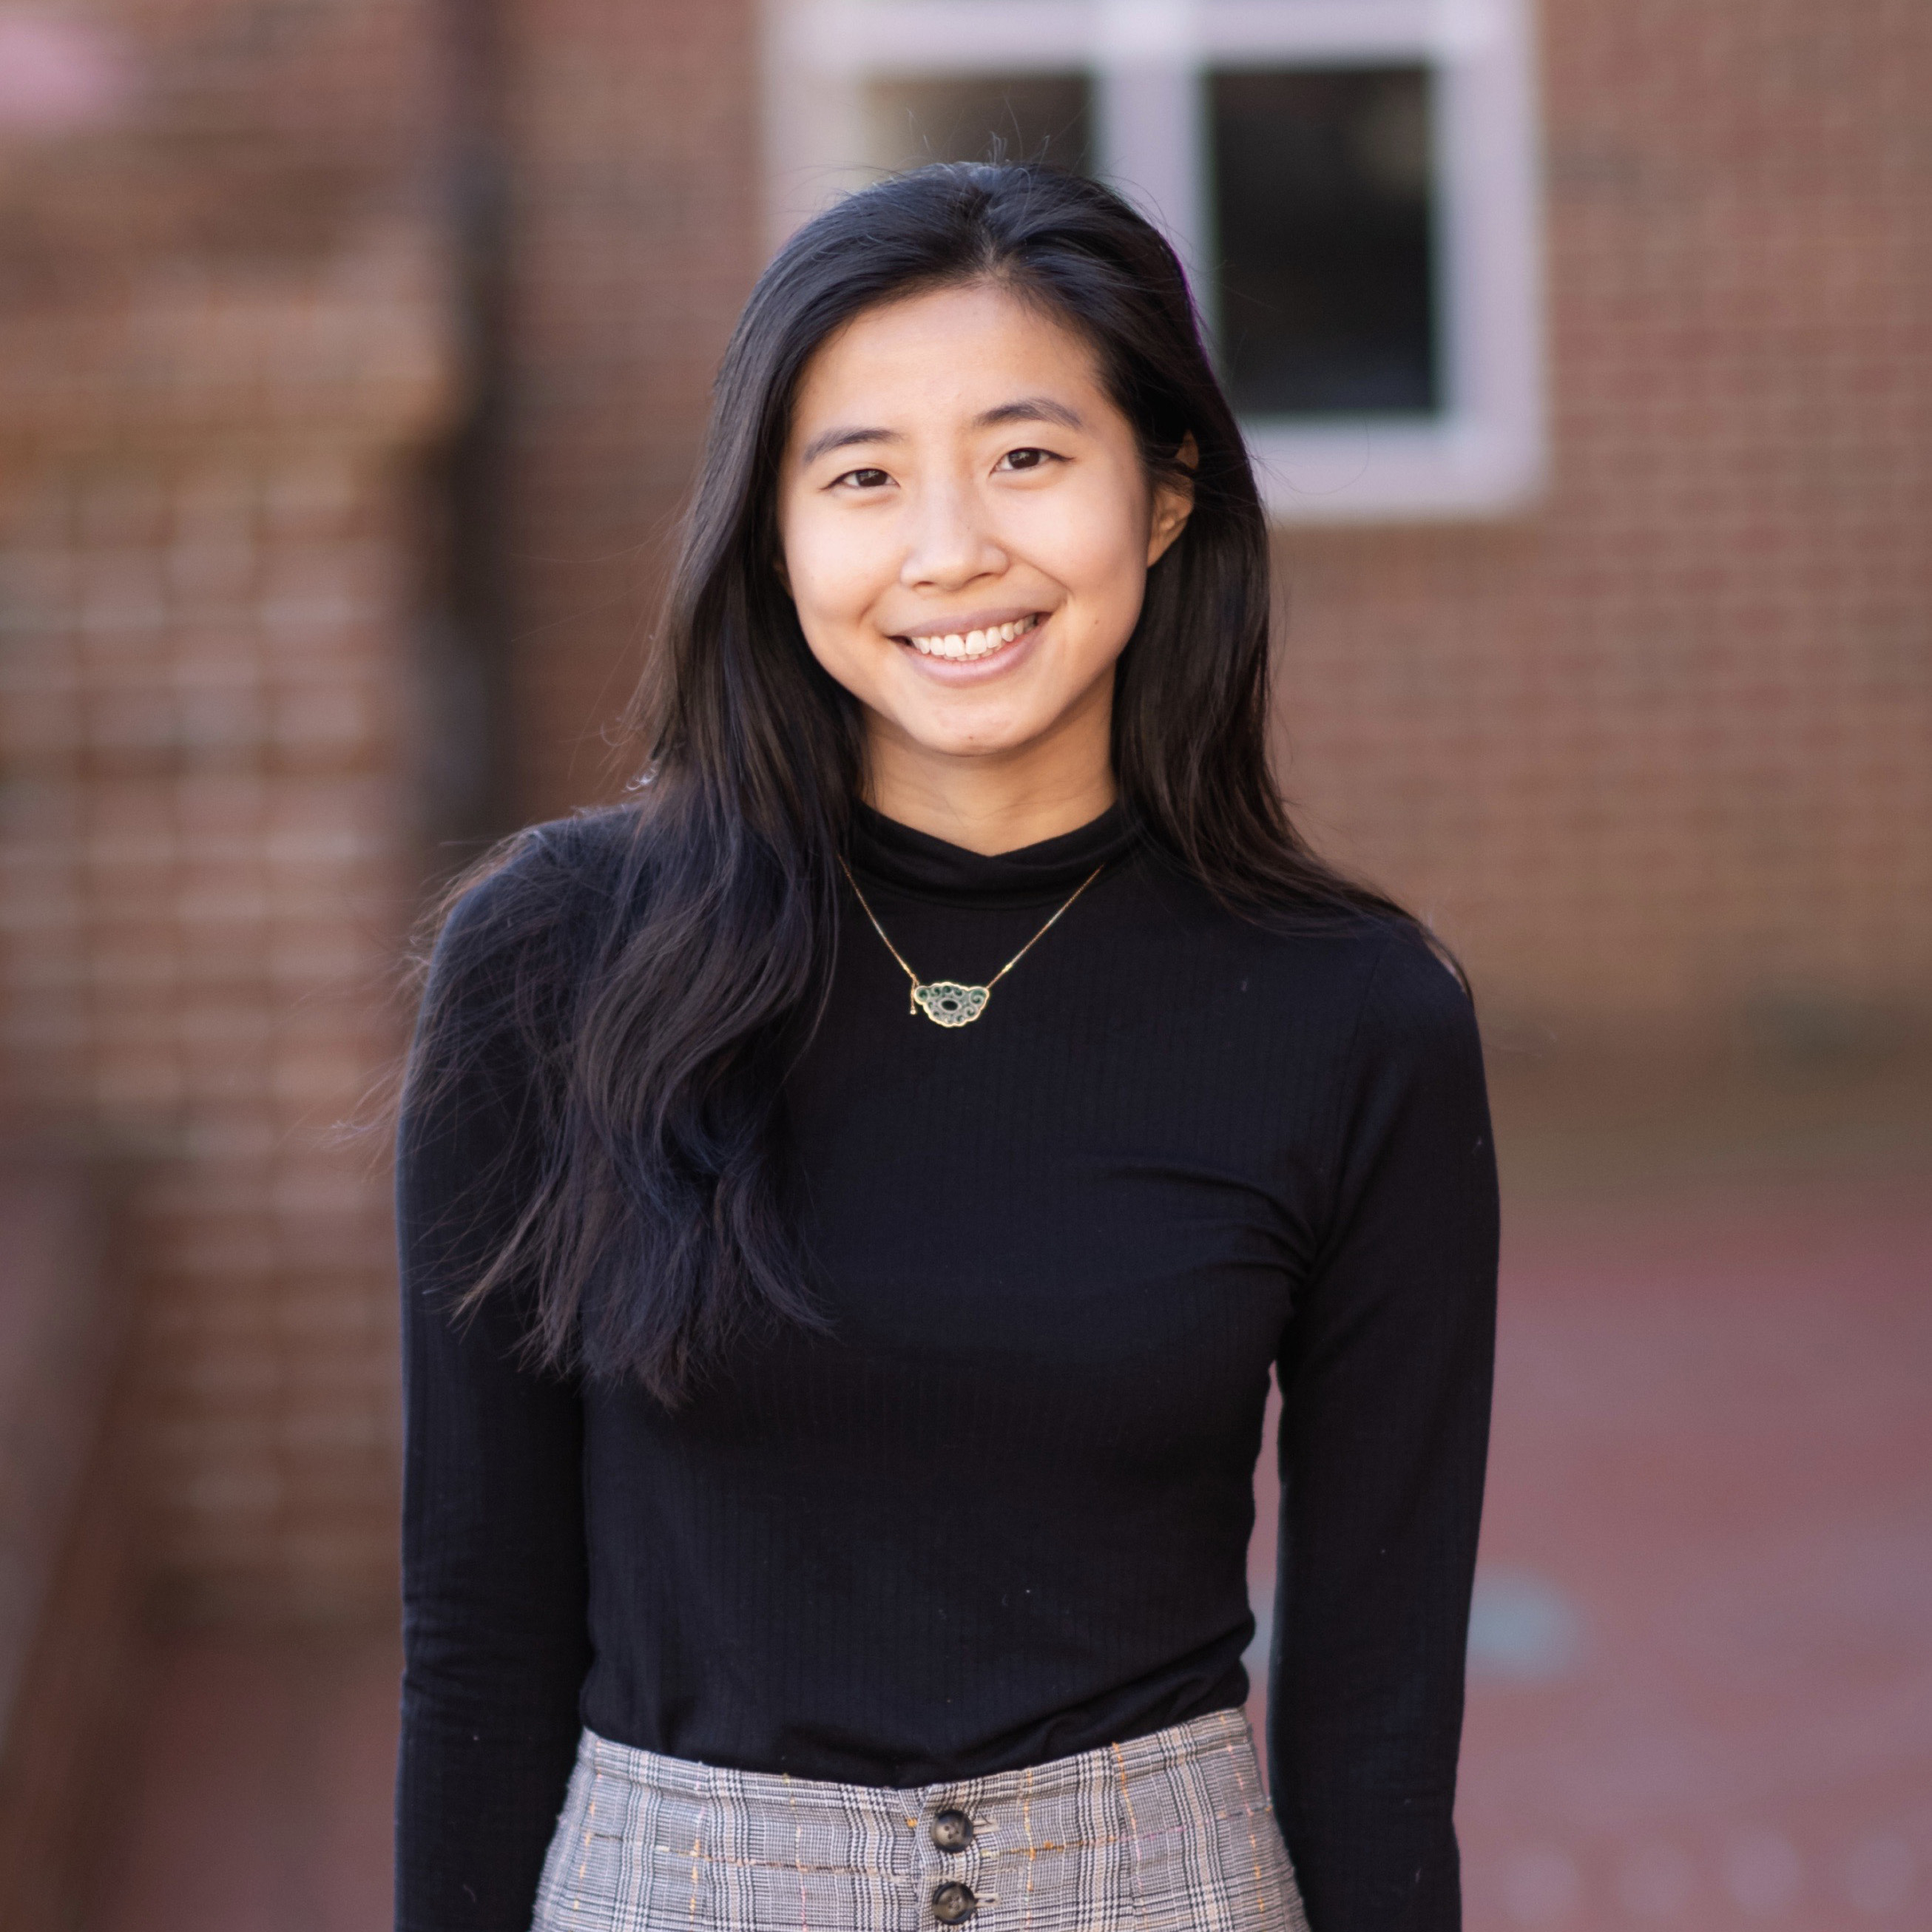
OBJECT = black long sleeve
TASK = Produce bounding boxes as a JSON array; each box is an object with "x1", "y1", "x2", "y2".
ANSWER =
[
  {"x1": 396, "y1": 887, "x2": 590, "y2": 1931},
  {"x1": 1269, "y1": 941, "x2": 1499, "y2": 1931},
  {"x1": 394, "y1": 803, "x2": 1497, "y2": 1931}
]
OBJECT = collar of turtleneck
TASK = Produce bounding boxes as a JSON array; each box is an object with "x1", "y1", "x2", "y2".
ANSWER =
[{"x1": 845, "y1": 797, "x2": 1145, "y2": 908}]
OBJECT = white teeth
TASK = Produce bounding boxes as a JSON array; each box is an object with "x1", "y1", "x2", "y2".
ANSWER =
[{"x1": 903, "y1": 613, "x2": 1042, "y2": 660}]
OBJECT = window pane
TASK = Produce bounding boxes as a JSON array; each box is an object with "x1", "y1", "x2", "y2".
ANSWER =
[
  {"x1": 1209, "y1": 66, "x2": 1438, "y2": 418},
  {"x1": 865, "y1": 73, "x2": 1092, "y2": 176}
]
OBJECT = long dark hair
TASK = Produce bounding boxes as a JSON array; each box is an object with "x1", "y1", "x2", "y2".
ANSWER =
[{"x1": 404, "y1": 161, "x2": 1420, "y2": 1405}]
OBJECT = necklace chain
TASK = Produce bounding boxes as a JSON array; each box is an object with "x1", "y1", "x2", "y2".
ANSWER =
[{"x1": 837, "y1": 855, "x2": 1107, "y2": 1027}]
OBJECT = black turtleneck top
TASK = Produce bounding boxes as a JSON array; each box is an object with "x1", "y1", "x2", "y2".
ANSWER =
[{"x1": 396, "y1": 804, "x2": 1498, "y2": 1932}]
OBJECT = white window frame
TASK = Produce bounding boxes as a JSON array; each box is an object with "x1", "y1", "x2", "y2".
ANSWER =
[{"x1": 763, "y1": 0, "x2": 1547, "y2": 524}]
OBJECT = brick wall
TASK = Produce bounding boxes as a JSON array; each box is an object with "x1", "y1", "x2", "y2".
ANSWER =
[
  {"x1": 1276, "y1": 0, "x2": 1932, "y2": 1053},
  {"x1": 0, "y1": 1151, "x2": 142, "y2": 1932},
  {"x1": 0, "y1": 1, "x2": 456, "y2": 1621},
  {"x1": 0, "y1": 256, "x2": 455, "y2": 1620},
  {"x1": 493, "y1": 0, "x2": 766, "y2": 820}
]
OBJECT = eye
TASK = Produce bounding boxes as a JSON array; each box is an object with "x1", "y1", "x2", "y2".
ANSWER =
[
  {"x1": 997, "y1": 447, "x2": 1060, "y2": 473},
  {"x1": 833, "y1": 466, "x2": 892, "y2": 490}
]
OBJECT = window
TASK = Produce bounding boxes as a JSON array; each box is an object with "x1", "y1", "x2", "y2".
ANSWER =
[
  {"x1": 1211, "y1": 65, "x2": 1437, "y2": 417},
  {"x1": 763, "y1": 0, "x2": 1546, "y2": 523}
]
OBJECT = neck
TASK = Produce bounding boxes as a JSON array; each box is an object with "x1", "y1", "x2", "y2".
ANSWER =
[{"x1": 861, "y1": 715, "x2": 1118, "y2": 857}]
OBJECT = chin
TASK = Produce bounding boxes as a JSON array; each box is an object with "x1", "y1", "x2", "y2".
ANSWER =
[
  {"x1": 887, "y1": 695, "x2": 1047, "y2": 758},
  {"x1": 899, "y1": 725, "x2": 1038, "y2": 763}
]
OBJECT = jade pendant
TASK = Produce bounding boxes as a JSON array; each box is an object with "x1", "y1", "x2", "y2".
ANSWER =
[{"x1": 911, "y1": 982, "x2": 990, "y2": 1027}]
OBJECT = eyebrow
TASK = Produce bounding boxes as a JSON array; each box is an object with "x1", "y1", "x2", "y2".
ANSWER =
[
  {"x1": 797, "y1": 396, "x2": 1087, "y2": 468},
  {"x1": 976, "y1": 396, "x2": 1086, "y2": 434},
  {"x1": 798, "y1": 425, "x2": 901, "y2": 466}
]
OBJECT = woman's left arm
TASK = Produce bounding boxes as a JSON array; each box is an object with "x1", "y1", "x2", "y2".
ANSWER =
[{"x1": 1268, "y1": 933, "x2": 1500, "y2": 1932}]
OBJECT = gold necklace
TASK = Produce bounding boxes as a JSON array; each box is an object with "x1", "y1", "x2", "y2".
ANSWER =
[{"x1": 838, "y1": 855, "x2": 1107, "y2": 1027}]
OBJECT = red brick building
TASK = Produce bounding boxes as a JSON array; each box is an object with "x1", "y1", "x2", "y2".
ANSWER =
[{"x1": 0, "y1": 0, "x2": 1926, "y2": 1914}]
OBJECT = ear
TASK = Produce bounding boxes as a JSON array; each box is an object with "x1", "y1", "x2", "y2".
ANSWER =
[{"x1": 1146, "y1": 433, "x2": 1198, "y2": 568}]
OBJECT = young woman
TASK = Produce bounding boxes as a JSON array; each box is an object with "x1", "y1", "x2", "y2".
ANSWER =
[{"x1": 396, "y1": 163, "x2": 1497, "y2": 1932}]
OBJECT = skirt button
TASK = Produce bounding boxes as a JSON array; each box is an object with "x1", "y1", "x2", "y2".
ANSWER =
[
  {"x1": 931, "y1": 1880, "x2": 979, "y2": 1922},
  {"x1": 930, "y1": 1808, "x2": 975, "y2": 1853}
]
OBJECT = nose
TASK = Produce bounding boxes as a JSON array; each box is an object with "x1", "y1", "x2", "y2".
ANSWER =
[{"x1": 899, "y1": 473, "x2": 1007, "y2": 591}]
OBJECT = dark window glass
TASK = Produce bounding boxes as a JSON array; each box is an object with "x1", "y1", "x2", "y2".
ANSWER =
[
  {"x1": 1209, "y1": 65, "x2": 1439, "y2": 417},
  {"x1": 865, "y1": 73, "x2": 1092, "y2": 176}
]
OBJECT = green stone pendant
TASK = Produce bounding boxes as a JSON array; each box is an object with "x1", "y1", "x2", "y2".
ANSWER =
[{"x1": 911, "y1": 982, "x2": 990, "y2": 1027}]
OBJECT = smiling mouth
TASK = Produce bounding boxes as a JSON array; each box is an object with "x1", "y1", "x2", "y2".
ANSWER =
[{"x1": 896, "y1": 612, "x2": 1044, "y2": 663}]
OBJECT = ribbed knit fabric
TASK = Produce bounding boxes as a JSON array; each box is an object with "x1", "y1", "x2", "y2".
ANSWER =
[{"x1": 395, "y1": 802, "x2": 1499, "y2": 1932}]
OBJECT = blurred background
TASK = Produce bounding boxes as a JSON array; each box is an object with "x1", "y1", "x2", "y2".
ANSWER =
[{"x1": 0, "y1": 1, "x2": 1925, "y2": 1928}]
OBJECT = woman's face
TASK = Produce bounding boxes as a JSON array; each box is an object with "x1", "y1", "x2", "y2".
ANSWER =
[{"x1": 776, "y1": 281, "x2": 1191, "y2": 779}]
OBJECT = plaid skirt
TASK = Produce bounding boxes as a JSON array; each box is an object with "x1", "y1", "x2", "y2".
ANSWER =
[{"x1": 530, "y1": 1706, "x2": 1308, "y2": 1932}]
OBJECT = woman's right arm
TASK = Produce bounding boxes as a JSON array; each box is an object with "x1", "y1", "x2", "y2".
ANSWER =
[{"x1": 395, "y1": 873, "x2": 592, "y2": 1932}]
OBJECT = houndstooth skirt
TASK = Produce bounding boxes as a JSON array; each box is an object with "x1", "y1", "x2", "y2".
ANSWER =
[{"x1": 530, "y1": 1706, "x2": 1310, "y2": 1932}]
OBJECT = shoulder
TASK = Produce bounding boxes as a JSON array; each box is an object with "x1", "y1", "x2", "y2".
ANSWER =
[
  {"x1": 1315, "y1": 916, "x2": 1481, "y2": 1076},
  {"x1": 1351, "y1": 918, "x2": 1476, "y2": 1033},
  {"x1": 1193, "y1": 879, "x2": 1479, "y2": 1078},
  {"x1": 1299, "y1": 919, "x2": 1489, "y2": 1141},
  {"x1": 1130, "y1": 850, "x2": 1470, "y2": 1030},
  {"x1": 441, "y1": 804, "x2": 641, "y2": 933},
  {"x1": 430, "y1": 806, "x2": 644, "y2": 982},
  {"x1": 410, "y1": 806, "x2": 646, "y2": 1080}
]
